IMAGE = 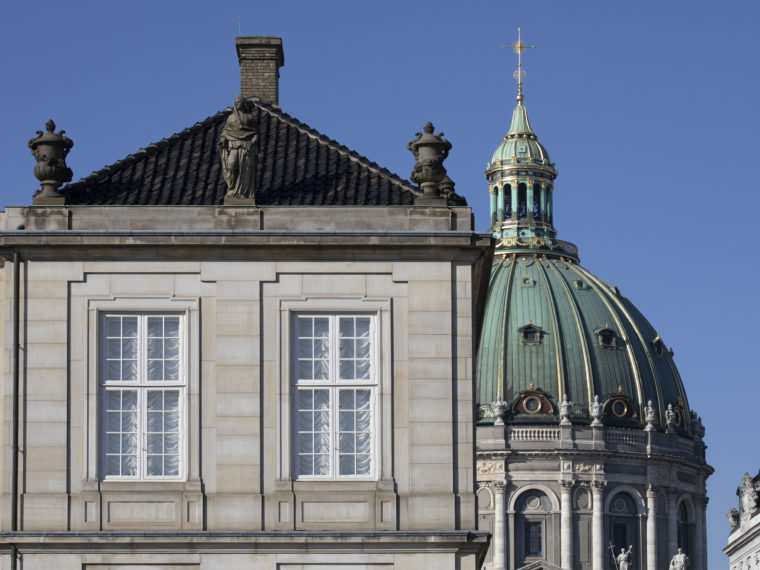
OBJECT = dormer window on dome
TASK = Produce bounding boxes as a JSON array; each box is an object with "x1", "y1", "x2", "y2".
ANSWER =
[
  {"x1": 596, "y1": 325, "x2": 618, "y2": 349},
  {"x1": 519, "y1": 322, "x2": 543, "y2": 345},
  {"x1": 603, "y1": 388, "x2": 637, "y2": 420},
  {"x1": 512, "y1": 385, "x2": 554, "y2": 416}
]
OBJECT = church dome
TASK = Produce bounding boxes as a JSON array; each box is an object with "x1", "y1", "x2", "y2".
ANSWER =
[{"x1": 477, "y1": 96, "x2": 693, "y2": 435}]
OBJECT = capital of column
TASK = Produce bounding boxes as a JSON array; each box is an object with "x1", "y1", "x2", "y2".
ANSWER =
[
  {"x1": 591, "y1": 480, "x2": 607, "y2": 493},
  {"x1": 560, "y1": 479, "x2": 575, "y2": 492},
  {"x1": 646, "y1": 485, "x2": 658, "y2": 499},
  {"x1": 490, "y1": 480, "x2": 508, "y2": 492}
]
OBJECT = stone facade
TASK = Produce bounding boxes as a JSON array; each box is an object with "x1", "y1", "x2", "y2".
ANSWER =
[{"x1": 0, "y1": 204, "x2": 492, "y2": 569}]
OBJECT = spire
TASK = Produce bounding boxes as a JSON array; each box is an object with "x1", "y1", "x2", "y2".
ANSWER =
[{"x1": 485, "y1": 29, "x2": 578, "y2": 261}]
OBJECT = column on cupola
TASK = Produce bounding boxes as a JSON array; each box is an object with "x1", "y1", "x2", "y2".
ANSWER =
[
  {"x1": 646, "y1": 486, "x2": 657, "y2": 570},
  {"x1": 667, "y1": 490, "x2": 678, "y2": 559},
  {"x1": 526, "y1": 181, "x2": 534, "y2": 221},
  {"x1": 490, "y1": 186, "x2": 498, "y2": 227},
  {"x1": 510, "y1": 182, "x2": 518, "y2": 221},
  {"x1": 546, "y1": 187, "x2": 553, "y2": 224},
  {"x1": 496, "y1": 184, "x2": 504, "y2": 224},
  {"x1": 560, "y1": 480, "x2": 574, "y2": 570},
  {"x1": 592, "y1": 481, "x2": 604, "y2": 570},
  {"x1": 492, "y1": 481, "x2": 507, "y2": 570},
  {"x1": 539, "y1": 183, "x2": 547, "y2": 223}
]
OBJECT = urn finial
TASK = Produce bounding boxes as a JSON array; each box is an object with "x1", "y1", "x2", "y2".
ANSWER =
[
  {"x1": 29, "y1": 119, "x2": 73, "y2": 205},
  {"x1": 407, "y1": 122, "x2": 452, "y2": 205}
]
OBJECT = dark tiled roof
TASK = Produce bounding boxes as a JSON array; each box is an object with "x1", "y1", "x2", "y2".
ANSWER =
[{"x1": 62, "y1": 102, "x2": 458, "y2": 207}]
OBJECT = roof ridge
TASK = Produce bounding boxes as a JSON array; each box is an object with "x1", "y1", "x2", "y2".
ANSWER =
[
  {"x1": 64, "y1": 109, "x2": 231, "y2": 189},
  {"x1": 254, "y1": 101, "x2": 418, "y2": 193}
]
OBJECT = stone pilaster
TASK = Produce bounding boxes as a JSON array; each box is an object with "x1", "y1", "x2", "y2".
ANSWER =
[
  {"x1": 560, "y1": 479, "x2": 574, "y2": 570},
  {"x1": 491, "y1": 481, "x2": 507, "y2": 570},
  {"x1": 591, "y1": 481, "x2": 605, "y2": 570},
  {"x1": 667, "y1": 490, "x2": 678, "y2": 558},
  {"x1": 646, "y1": 485, "x2": 657, "y2": 570}
]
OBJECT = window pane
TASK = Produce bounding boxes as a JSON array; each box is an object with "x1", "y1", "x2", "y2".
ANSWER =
[
  {"x1": 314, "y1": 433, "x2": 330, "y2": 454},
  {"x1": 164, "y1": 454, "x2": 179, "y2": 476},
  {"x1": 107, "y1": 361, "x2": 121, "y2": 381},
  {"x1": 164, "y1": 391, "x2": 179, "y2": 410},
  {"x1": 122, "y1": 360, "x2": 137, "y2": 381},
  {"x1": 314, "y1": 410, "x2": 329, "y2": 431},
  {"x1": 314, "y1": 453, "x2": 330, "y2": 475},
  {"x1": 164, "y1": 360, "x2": 179, "y2": 380},
  {"x1": 356, "y1": 389, "x2": 371, "y2": 410},
  {"x1": 339, "y1": 454, "x2": 355, "y2": 476},
  {"x1": 339, "y1": 410, "x2": 354, "y2": 432},
  {"x1": 356, "y1": 453, "x2": 371, "y2": 475},
  {"x1": 298, "y1": 317, "x2": 312, "y2": 337},
  {"x1": 122, "y1": 433, "x2": 137, "y2": 454},
  {"x1": 339, "y1": 338, "x2": 354, "y2": 358},
  {"x1": 121, "y1": 455, "x2": 137, "y2": 477},
  {"x1": 107, "y1": 411, "x2": 120, "y2": 432},
  {"x1": 339, "y1": 318, "x2": 354, "y2": 338},
  {"x1": 147, "y1": 390, "x2": 163, "y2": 411},
  {"x1": 122, "y1": 411, "x2": 137, "y2": 432},
  {"x1": 106, "y1": 434, "x2": 121, "y2": 454},
  {"x1": 339, "y1": 390, "x2": 354, "y2": 410},
  {"x1": 356, "y1": 432, "x2": 371, "y2": 454},
  {"x1": 122, "y1": 317, "x2": 138, "y2": 338},
  {"x1": 147, "y1": 455, "x2": 162, "y2": 476},
  {"x1": 122, "y1": 391, "x2": 137, "y2": 410},
  {"x1": 148, "y1": 317, "x2": 163, "y2": 338},
  {"x1": 147, "y1": 433, "x2": 163, "y2": 454},
  {"x1": 314, "y1": 359, "x2": 329, "y2": 380},
  {"x1": 298, "y1": 390, "x2": 313, "y2": 410},
  {"x1": 147, "y1": 360, "x2": 163, "y2": 381},
  {"x1": 339, "y1": 360, "x2": 355, "y2": 380},
  {"x1": 299, "y1": 433, "x2": 314, "y2": 454},
  {"x1": 298, "y1": 360, "x2": 313, "y2": 381},
  {"x1": 106, "y1": 317, "x2": 121, "y2": 337},
  {"x1": 164, "y1": 432, "x2": 179, "y2": 454},
  {"x1": 314, "y1": 390, "x2": 330, "y2": 411},
  {"x1": 356, "y1": 359, "x2": 370, "y2": 380},
  {"x1": 313, "y1": 318, "x2": 329, "y2": 338},
  {"x1": 164, "y1": 409, "x2": 179, "y2": 432},
  {"x1": 164, "y1": 317, "x2": 180, "y2": 338},
  {"x1": 106, "y1": 390, "x2": 121, "y2": 410},
  {"x1": 356, "y1": 336, "x2": 370, "y2": 359},
  {"x1": 299, "y1": 454, "x2": 313, "y2": 476},
  {"x1": 122, "y1": 338, "x2": 137, "y2": 359},
  {"x1": 106, "y1": 455, "x2": 120, "y2": 476},
  {"x1": 298, "y1": 339, "x2": 313, "y2": 359},
  {"x1": 340, "y1": 433, "x2": 355, "y2": 453},
  {"x1": 299, "y1": 411, "x2": 313, "y2": 432},
  {"x1": 356, "y1": 318, "x2": 370, "y2": 338},
  {"x1": 107, "y1": 339, "x2": 121, "y2": 359},
  {"x1": 314, "y1": 338, "x2": 329, "y2": 359},
  {"x1": 148, "y1": 338, "x2": 163, "y2": 359},
  {"x1": 147, "y1": 411, "x2": 163, "y2": 432}
]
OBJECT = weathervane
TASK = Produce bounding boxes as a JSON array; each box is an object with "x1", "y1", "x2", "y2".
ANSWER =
[{"x1": 502, "y1": 28, "x2": 536, "y2": 103}]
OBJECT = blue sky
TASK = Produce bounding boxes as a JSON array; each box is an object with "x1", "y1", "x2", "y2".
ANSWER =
[{"x1": 2, "y1": 0, "x2": 758, "y2": 566}]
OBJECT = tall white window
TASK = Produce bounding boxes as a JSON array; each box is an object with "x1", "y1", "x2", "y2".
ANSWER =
[
  {"x1": 294, "y1": 314, "x2": 375, "y2": 479},
  {"x1": 101, "y1": 314, "x2": 184, "y2": 480}
]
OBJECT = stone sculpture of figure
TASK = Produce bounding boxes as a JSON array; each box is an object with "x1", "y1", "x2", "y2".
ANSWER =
[
  {"x1": 644, "y1": 400, "x2": 656, "y2": 431},
  {"x1": 616, "y1": 546, "x2": 632, "y2": 570},
  {"x1": 218, "y1": 95, "x2": 259, "y2": 201},
  {"x1": 559, "y1": 394, "x2": 572, "y2": 426},
  {"x1": 727, "y1": 507, "x2": 739, "y2": 529},
  {"x1": 590, "y1": 394, "x2": 602, "y2": 427},
  {"x1": 740, "y1": 472, "x2": 758, "y2": 521},
  {"x1": 669, "y1": 547, "x2": 689, "y2": 570},
  {"x1": 665, "y1": 403, "x2": 677, "y2": 432}
]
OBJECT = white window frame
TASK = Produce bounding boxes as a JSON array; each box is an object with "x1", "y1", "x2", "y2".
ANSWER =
[
  {"x1": 98, "y1": 311, "x2": 187, "y2": 482},
  {"x1": 292, "y1": 313, "x2": 377, "y2": 480}
]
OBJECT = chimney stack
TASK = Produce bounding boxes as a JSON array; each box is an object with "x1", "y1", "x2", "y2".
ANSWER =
[{"x1": 236, "y1": 36, "x2": 285, "y2": 107}]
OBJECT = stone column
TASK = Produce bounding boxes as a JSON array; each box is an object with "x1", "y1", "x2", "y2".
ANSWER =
[
  {"x1": 695, "y1": 495, "x2": 707, "y2": 569},
  {"x1": 496, "y1": 186, "x2": 504, "y2": 223},
  {"x1": 560, "y1": 480, "x2": 574, "y2": 570},
  {"x1": 646, "y1": 485, "x2": 657, "y2": 570},
  {"x1": 592, "y1": 481, "x2": 605, "y2": 570},
  {"x1": 667, "y1": 490, "x2": 678, "y2": 559},
  {"x1": 492, "y1": 481, "x2": 507, "y2": 570},
  {"x1": 526, "y1": 182, "x2": 534, "y2": 220},
  {"x1": 511, "y1": 182, "x2": 519, "y2": 220}
]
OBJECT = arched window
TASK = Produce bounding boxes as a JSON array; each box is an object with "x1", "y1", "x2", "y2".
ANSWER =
[
  {"x1": 518, "y1": 183, "x2": 527, "y2": 219},
  {"x1": 514, "y1": 490, "x2": 552, "y2": 567},
  {"x1": 504, "y1": 184, "x2": 512, "y2": 219},
  {"x1": 533, "y1": 183, "x2": 541, "y2": 220},
  {"x1": 609, "y1": 492, "x2": 639, "y2": 565},
  {"x1": 677, "y1": 501, "x2": 694, "y2": 562}
]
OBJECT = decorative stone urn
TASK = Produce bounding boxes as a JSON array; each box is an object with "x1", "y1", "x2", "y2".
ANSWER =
[
  {"x1": 491, "y1": 396, "x2": 507, "y2": 426},
  {"x1": 407, "y1": 122, "x2": 451, "y2": 205},
  {"x1": 29, "y1": 119, "x2": 73, "y2": 205}
]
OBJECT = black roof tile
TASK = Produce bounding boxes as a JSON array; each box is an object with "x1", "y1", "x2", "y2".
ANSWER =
[{"x1": 62, "y1": 102, "x2": 462, "y2": 207}]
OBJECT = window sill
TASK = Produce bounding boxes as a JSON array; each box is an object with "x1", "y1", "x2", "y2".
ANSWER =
[{"x1": 84, "y1": 480, "x2": 201, "y2": 493}]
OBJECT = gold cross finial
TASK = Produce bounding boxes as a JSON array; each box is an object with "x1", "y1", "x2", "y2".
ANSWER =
[{"x1": 502, "y1": 28, "x2": 536, "y2": 103}]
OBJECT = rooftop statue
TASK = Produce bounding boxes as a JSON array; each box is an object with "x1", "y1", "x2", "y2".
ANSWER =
[
  {"x1": 669, "y1": 547, "x2": 689, "y2": 570},
  {"x1": 219, "y1": 95, "x2": 259, "y2": 203}
]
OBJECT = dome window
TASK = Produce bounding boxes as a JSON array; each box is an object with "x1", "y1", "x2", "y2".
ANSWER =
[
  {"x1": 521, "y1": 276, "x2": 536, "y2": 288},
  {"x1": 518, "y1": 322, "x2": 543, "y2": 345},
  {"x1": 596, "y1": 325, "x2": 618, "y2": 349},
  {"x1": 603, "y1": 388, "x2": 637, "y2": 420},
  {"x1": 512, "y1": 384, "x2": 554, "y2": 416},
  {"x1": 651, "y1": 335, "x2": 666, "y2": 358}
]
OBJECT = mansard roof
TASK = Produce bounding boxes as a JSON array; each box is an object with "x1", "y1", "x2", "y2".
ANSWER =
[{"x1": 62, "y1": 100, "x2": 451, "y2": 207}]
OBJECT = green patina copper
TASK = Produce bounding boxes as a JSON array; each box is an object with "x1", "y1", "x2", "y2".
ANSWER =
[{"x1": 476, "y1": 97, "x2": 692, "y2": 433}]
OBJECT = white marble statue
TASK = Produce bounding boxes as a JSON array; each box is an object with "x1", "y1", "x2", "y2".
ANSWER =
[
  {"x1": 669, "y1": 547, "x2": 689, "y2": 569},
  {"x1": 616, "y1": 546, "x2": 632, "y2": 570},
  {"x1": 741, "y1": 472, "x2": 758, "y2": 522}
]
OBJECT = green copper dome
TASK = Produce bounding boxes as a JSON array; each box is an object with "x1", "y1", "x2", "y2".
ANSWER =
[
  {"x1": 477, "y1": 97, "x2": 693, "y2": 434},
  {"x1": 489, "y1": 102, "x2": 552, "y2": 165}
]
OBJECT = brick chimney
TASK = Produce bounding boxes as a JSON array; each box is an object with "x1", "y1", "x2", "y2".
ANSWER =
[{"x1": 236, "y1": 36, "x2": 285, "y2": 107}]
